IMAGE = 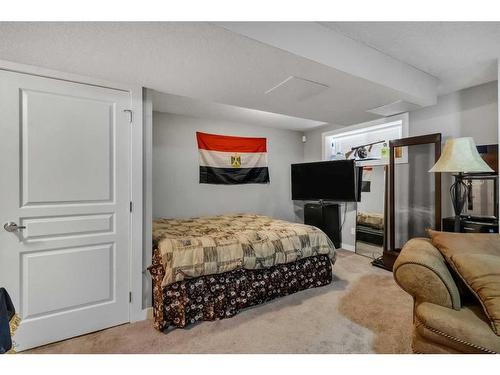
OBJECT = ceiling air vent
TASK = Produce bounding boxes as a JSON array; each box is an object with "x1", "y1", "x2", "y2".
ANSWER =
[
  {"x1": 265, "y1": 76, "x2": 329, "y2": 102},
  {"x1": 366, "y1": 100, "x2": 421, "y2": 117}
]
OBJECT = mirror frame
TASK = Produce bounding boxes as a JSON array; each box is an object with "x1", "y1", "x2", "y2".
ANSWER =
[{"x1": 382, "y1": 133, "x2": 442, "y2": 269}]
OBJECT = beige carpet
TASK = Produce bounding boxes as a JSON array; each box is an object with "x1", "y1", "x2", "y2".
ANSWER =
[
  {"x1": 355, "y1": 241, "x2": 384, "y2": 260},
  {"x1": 27, "y1": 250, "x2": 413, "y2": 354}
]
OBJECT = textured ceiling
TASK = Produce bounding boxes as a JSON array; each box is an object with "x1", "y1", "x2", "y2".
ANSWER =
[
  {"x1": 321, "y1": 22, "x2": 500, "y2": 95},
  {"x1": 152, "y1": 90, "x2": 326, "y2": 131},
  {"x1": 0, "y1": 22, "x2": 496, "y2": 130},
  {"x1": 0, "y1": 22, "x2": 411, "y2": 127}
]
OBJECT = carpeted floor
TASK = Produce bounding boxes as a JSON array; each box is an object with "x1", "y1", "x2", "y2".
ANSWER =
[
  {"x1": 355, "y1": 241, "x2": 384, "y2": 260},
  {"x1": 27, "y1": 250, "x2": 413, "y2": 354}
]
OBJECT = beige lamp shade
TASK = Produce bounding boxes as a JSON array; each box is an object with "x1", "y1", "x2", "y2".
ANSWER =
[{"x1": 429, "y1": 137, "x2": 493, "y2": 173}]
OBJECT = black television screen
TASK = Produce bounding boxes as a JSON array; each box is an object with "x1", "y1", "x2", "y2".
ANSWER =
[{"x1": 291, "y1": 160, "x2": 361, "y2": 201}]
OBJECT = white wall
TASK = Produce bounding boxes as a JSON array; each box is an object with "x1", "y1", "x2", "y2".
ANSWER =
[
  {"x1": 152, "y1": 112, "x2": 304, "y2": 222},
  {"x1": 409, "y1": 80, "x2": 498, "y2": 143},
  {"x1": 303, "y1": 80, "x2": 498, "y2": 249},
  {"x1": 303, "y1": 123, "x2": 342, "y2": 162},
  {"x1": 358, "y1": 166, "x2": 385, "y2": 214},
  {"x1": 409, "y1": 80, "x2": 498, "y2": 219}
]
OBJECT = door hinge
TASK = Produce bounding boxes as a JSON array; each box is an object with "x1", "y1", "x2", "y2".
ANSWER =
[
  {"x1": 129, "y1": 292, "x2": 132, "y2": 303},
  {"x1": 123, "y1": 109, "x2": 133, "y2": 124},
  {"x1": 130, "y1": 201, "x2": 133, "y2": 212}
]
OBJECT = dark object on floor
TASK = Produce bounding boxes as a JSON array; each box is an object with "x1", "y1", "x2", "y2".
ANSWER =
[
  {"x1": 371, "y1": 249, "x2": 400, "y2": 272},
  {"x1": 149, "y1": 251, "x2": 332, "y2": 331},
  {"x1": 304, "y1": 203, "x2": 341, "y2": 248},
  {"x1": 372, "y1": 256, "x2": 391, "y2": 271},
  {"x1": 0, "y1": 288, "x2": 15, "y2": 354}
]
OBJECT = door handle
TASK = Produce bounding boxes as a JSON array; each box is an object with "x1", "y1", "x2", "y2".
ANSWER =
[{"x1": 3, "y1": 222, "x2": 26, "y2": 232}]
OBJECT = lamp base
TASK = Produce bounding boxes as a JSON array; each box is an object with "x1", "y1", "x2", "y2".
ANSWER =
[
  {"x1": 450, "y1": 173, "x2": 468, "y2": 232},
  {"x1": 454, "y1": 215, "x2": 461, "y2": 232}
]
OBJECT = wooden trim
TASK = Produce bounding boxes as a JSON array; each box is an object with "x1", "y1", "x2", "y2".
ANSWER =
[
  {"x1": 389, "y1": 140, "x2": 395, "y2": 251},
  {"x1": 388, "y1": 133, "x2": 442, "y2": 255},
  {"x1": 383, "y1": 165, "x2": 388, "y2": 252},
  {"x1": 390, "y1": 133, "x2": 441, "y2": 147}
]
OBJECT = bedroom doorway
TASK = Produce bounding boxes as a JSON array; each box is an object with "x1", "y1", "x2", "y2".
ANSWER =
[{"x1": 0, "y1": 69, "x2": 132, "y2": 351}]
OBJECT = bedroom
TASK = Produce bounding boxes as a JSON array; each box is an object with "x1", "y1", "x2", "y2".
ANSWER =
[{"x1": 1, "y1": 2, "x2": 500, "y2": 372}]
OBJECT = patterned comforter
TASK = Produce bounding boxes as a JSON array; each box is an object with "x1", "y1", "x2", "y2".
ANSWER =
[{"x1": 152, "y1": 214, "x2": 336, "y2": 287}]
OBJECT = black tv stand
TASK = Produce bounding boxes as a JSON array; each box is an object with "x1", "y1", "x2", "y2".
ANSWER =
[{"x1": 304, "y1": 202, "x2": 341, "y2": 249}]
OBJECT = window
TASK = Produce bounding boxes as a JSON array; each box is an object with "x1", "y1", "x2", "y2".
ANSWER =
[{"x1": 322, "y1": 113, "x2": 409, "y2": 166}]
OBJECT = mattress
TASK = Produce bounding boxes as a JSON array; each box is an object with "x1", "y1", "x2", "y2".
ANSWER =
[
  {"x1": 152, "y1": 214, "x2": 336, "y2": 287},
  {"x1": 357, "y1": 211, "x2": 384, "y2": 230}
]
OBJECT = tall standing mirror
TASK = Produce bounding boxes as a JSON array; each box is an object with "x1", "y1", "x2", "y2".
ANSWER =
[
  {"x1": 375, "y1": 133, "x2": 442, "y2": 271},
  {"x1": 355, "y1": 165, "x2": 387, "y2": 259}
]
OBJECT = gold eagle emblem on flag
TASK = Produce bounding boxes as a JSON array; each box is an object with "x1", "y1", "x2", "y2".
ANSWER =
[
  {"x1": 231, "y1": 154, "x2": 241, "y2": 168},
  {"x1": 197, "y1": 132, "x2": 269, "y2": 184}
]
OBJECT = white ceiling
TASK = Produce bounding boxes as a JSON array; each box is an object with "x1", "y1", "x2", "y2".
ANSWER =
[
  {"x1": 0, "y1": 22, "x2": 497, "y2": 130},
  {"x1": 218, "y1": 22, "x2": 438, "y2": 106},
  {"x1": 0, "y1": 22, "x2": 424, "y2": 128},
  {"x1": 321, "y1": 22, "x2": 500, "y2": 95},
  {"x1": 152, "y1": 90, "x2": 326, "y2": 131}
]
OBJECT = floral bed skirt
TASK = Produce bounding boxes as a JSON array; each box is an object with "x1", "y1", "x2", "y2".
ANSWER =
[{"x1": 148, "y1": 248, "x2": 333, "y2": 331}]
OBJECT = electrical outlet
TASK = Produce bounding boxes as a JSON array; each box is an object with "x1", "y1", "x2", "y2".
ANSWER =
[{"x1": 350, "y1": 227, "x2": 356, "y2": 235}]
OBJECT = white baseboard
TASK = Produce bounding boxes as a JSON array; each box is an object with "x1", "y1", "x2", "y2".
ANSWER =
[
  {"x1": 341, "y1": 243, "x2": 355, "y2": 252},
  {"x1": 130, "y1": 308, "x2": 150, "y2": 322}
]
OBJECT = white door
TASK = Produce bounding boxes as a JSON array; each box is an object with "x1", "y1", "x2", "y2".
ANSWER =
[{"x1": 0, "y1": 70, "x2": 131, "y2": 351}]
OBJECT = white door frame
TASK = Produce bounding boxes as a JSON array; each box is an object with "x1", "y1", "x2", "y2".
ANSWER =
[{"x1": 0, "y1": 59, "x2": 146, "y2": 323}]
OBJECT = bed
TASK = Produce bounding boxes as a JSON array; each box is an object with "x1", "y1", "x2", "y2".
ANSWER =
[
  {"x1": 356, "y1": 211, "x2": 384, "y2": 246},
  {"x1": 148, "y1": 214, "x2": 336, "y2": 331}
]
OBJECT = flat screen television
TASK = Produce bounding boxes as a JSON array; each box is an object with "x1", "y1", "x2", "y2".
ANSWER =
[{"x1": 291, "y1": 160, "x2": 362, "y2": 201}]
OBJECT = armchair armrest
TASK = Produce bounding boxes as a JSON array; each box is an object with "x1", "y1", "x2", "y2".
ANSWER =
[{"x1": 393, "y1": 238, "x2": 461, "y2": 310}]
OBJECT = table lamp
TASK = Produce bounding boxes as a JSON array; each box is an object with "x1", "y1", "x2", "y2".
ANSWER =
[{"x1": 429, "y1": 137, "x2": 493, "y2": 232}]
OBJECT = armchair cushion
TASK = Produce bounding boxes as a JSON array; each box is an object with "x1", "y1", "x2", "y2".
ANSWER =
[
  {"x1": 415, "y1": 302, "x2": 500, "y2": 354},
  {"x1": 429, "y1": 230, "x2": 500, "y2": 336}
]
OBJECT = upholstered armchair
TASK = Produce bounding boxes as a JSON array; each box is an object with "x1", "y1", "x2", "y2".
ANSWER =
[{"x1": 393, "y1": 237, "x2": 500, "y2": 354}]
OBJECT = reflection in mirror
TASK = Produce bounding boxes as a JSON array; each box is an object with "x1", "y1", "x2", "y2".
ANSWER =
[
  {"x1": 394, "y1": 143, "x2": 436, "y2": 249},
  {"x1": 355, "y1": 165, "x2": 385, "y2": 259},
  {"x1": 464, "y1": 176, "x2": 497, "y2": 218}
]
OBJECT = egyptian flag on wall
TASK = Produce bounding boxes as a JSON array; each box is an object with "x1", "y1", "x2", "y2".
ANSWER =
[{"x1": 197, "y1": 132, "x2": 270, "y2": 184}]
